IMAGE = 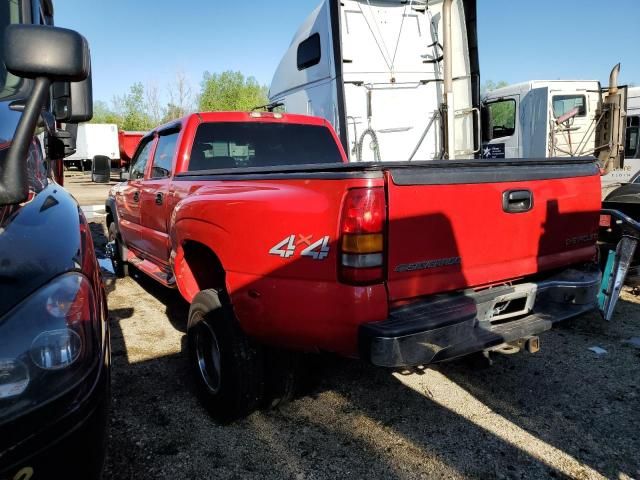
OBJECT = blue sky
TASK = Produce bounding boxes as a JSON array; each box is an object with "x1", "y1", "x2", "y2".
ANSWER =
[{"x1": 55, "y1": 0, "x2": 640, "y2": 104}]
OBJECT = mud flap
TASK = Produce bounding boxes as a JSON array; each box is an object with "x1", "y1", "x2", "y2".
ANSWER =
[{"x1": 598, "y1": 235, "x2": 638, "y2": 320}]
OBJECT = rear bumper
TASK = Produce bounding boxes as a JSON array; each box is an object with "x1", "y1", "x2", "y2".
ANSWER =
[{"x1": 359, "y1": 268, "x2": 600, "y2": 367}]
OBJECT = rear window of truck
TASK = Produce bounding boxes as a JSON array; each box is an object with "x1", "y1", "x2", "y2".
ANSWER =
[{"x1": 188, "y1": 122, "x2": 343, "y2": 171}]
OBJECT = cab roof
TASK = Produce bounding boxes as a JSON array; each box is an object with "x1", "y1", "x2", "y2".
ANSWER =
[{"x1": 149, "y1": 111, "x2": 333, "y2": 137}]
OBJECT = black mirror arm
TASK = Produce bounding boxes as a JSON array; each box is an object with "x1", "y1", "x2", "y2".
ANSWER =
[
  {"x1": 0, "y1": 77, "x2": 51, "y2": 205},
  {"x1": 9, "y1": 100, "x2": 56, "y2": 135}
]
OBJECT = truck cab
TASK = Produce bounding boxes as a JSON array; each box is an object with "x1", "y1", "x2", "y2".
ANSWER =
[
  {"x1": 0, "y1": 2, "x2": 110, "y2": 478},
  {"x1": 481, "y1": 72, "x2": 628, "y2": 198},
  {"x1": 268, "y1": 0, "x2": 480, "y2": 162}
]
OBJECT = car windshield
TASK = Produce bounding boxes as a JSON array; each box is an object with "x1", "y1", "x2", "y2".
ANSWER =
[
  {"x1": 188, "y1": 122, "x2": 344, "y2": 171},
  {"x1": 0, "y1": 0, "x2": 23, "y2": 100}
]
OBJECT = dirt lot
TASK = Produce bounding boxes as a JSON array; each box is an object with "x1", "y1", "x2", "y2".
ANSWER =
[
  {"x1": 64, "y1": 170, "x2": 119, "y2": 207},
  {"x1": 80, "y1": 171, "x2": 640, "y2": 480}
]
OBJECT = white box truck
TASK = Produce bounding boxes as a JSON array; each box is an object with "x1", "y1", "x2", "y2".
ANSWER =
[{"x1": 65, "y1": 123, "x2": 120, "y2": 171}]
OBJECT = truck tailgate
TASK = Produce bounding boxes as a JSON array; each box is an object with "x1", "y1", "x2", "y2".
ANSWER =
[{"x1": 385, "y1": 160, "x2": 601, "y2": 303}]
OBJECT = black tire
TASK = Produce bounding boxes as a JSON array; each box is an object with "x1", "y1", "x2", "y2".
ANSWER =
[
  {"x1": 108, "y1": 222, "x2": 128, "y2": 278},
  {"x1": 262, "y1": 347, "x2": 301, "y2": 409},
  {"x1": 188, "y1": 289, "x2": 264, "y2": 423},
  {"x1": 92, "y1": 173, "x2": 109, "y2": 183},
  {"x1": 92, "y1": 155, "x2": 111, "y2": 183}
]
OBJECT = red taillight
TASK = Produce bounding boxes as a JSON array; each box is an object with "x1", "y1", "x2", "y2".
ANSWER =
[
  {"x1": 341, "y1": 188, "x2": 385, "y2": 234},
  {"x1": 339, "y1": 188, "x2": 386, "y2": 285},
  {"x1": 599, "y1": 214, "x2": 612, "y2": 228}
]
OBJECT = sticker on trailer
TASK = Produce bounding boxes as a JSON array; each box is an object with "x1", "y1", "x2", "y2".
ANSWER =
[
  {"x1": 482, "y1": 143, "x2": 505, "y2": 159},
  {"x1": 270, "y1": 235, "x2": 330, "y2": 260}
]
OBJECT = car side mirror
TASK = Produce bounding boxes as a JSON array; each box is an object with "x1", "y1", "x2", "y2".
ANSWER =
[
  {"x1": 52, "y1": 67, "x2": 94, "y2": 123},
  {"x1": 4, "y1": 25, "x2": 89, "y2": 81},
  {"x1": 0, "y1": 25, "x2": 90, "y2": 206}
]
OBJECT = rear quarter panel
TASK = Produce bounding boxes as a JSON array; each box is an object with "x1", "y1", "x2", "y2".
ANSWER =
[{"x1": 170, "y1": 176, "x2": 388, "y2": 354}]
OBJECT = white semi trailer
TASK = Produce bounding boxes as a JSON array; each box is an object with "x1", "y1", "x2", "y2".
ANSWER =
[
  {"x1": 269, "y1": 0, "x2": 480, "y2": 162},
  {"x1": 64, "y1": 123, "x2": 120, "y2": 171}
]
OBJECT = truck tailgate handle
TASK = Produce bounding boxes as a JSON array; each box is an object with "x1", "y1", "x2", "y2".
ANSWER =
[{"x1": 503, "y1": 190, "x2": 533, "y2": 213}]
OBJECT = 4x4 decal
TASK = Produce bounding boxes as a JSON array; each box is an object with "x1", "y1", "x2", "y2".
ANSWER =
[{"x1": 270, "y1": 235, "x2": 331, "y2": 260}]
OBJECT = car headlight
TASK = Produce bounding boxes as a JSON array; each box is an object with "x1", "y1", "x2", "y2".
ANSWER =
[{"x1": 0, "y1": 273, "x2": 100, "y2": 425}]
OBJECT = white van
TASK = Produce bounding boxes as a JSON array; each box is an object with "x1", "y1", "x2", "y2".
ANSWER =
[{"x1": 269, "y1": 0, "x2": 479, "y2": 162}]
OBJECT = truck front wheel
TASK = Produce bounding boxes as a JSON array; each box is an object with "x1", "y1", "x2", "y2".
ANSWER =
[
  {"x1": 107, "y1": 223, "x2": 128, "y2": 278},
  {"x1": 187, "y1": 289, "x2": 264, "y2": 423}
]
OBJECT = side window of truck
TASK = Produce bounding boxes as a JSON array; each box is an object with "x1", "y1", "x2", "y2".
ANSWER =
[
  {"x1": 297, "y1": 33, "x2": 321, "y2": 70},
  {"x1": 552, "y1": 95, "x2": 586, "y2": 118},
  {"x1": 627, "y1": 127, "x2": 639, "y2": 159},
  {"x1": 130, "y1": 140, "x2": 154, "y2": 180},
  {"x1": 484, "y1": 99, "x2": 516, "y2": 140},
  {"x1": 150, "y1": 131, "x2": 179, "y2": 179}
]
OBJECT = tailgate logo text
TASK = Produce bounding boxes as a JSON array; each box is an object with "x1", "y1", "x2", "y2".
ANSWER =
[
  {"x1": 565, "y1": 233, "x2": 598, "y2": 247},
  {"x1": 270, "y1": 235, "x2": 331, "y2": 260},
  {"x1": 395, "y1": 256, "x2": 461, "y2": 273}
]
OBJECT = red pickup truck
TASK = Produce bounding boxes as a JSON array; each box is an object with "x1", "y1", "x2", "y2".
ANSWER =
[{"x1": 106, "y1": 111, "x2": 619, "y2": 422}]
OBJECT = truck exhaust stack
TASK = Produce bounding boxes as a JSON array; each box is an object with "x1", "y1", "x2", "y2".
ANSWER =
[
  {"x1": 442, "y1": 0, "x2": 455, "y2": 160},
  {"x1": 608, "y1": 63, "x2": 620, "y2": 96}
]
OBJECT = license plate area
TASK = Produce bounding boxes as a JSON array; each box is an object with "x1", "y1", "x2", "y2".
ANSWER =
[{"x1": 474, "y1": 284, "x2": 537, "y2": 324}]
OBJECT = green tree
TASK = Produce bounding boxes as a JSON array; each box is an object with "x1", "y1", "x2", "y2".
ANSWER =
[
  {"x1": 165, "y1": 71, "x2": 193, "y2": 120},
  {"x1": 481, "y1": 80, "x2": 509, "y2": 96},
  {"x1": 198, "y1": 71, "x2": 268, "y2": 112},
  {"x1": 91, "y1": 100, "x2": 122, "y2": 125},
  {"x1": 117, "y1": 82, "x2": 153, "y2": 131},
  {"x1": 161, "y1": 103, "x2": 185, "y2": 124}
]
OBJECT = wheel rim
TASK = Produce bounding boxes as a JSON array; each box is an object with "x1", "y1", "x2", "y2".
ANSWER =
[
  {"x1": 194, "y1": 319, "x2": 222, "y2": 394},
  {"x1": 108, "y1": 228, "x2": 121, "y2": 269}
]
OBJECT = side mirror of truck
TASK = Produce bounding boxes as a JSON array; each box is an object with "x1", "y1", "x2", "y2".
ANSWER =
[
  {"x1": 0, "y1": 25, "x2": 90, "y2": 206},
  {"x1": 48, "y1": 70, "x2": 93, "y2": 164},
  {"x1": 52, "y1": 67, "x2": 94, "y2": 123}
]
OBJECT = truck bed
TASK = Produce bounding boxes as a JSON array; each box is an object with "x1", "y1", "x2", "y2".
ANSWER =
[
  {"x1": 175, "y1": 157, "x2": 597, "y2": 180},
  {"x1": 174, "y1": 156, "x2": 600, "y2": 303}
]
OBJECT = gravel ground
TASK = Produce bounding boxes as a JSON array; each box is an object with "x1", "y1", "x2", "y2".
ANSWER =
[
  {"x1": 88, "y1": 219, "x2": 640, "y2": 480},
  {"x1": 64, "y1": 170, "x2": 119, "y2": 206}
]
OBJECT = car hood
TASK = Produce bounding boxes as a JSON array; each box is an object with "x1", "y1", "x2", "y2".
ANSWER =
[{"x1": 0, "y1": 182, "x2": 86, "y2": 317}]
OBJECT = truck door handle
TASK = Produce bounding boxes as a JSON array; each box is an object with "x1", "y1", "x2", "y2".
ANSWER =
[
  {"x1": 503, "y1": 190, "x2": 533, "y2": 213},
  {"x1": 155, "y1": 193, "x2": 163, "y2": 205},
  {"x1": 133, "y1": 191, "x2": 140, "y2": 202}
]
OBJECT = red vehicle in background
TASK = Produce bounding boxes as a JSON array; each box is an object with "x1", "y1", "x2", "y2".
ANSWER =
[
  {"x1": 106, "y1": 111, "x2": 632, "y2": 424},
  {"x1": 117, "y1": 130, "x2": 145, "y2": 172}
]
